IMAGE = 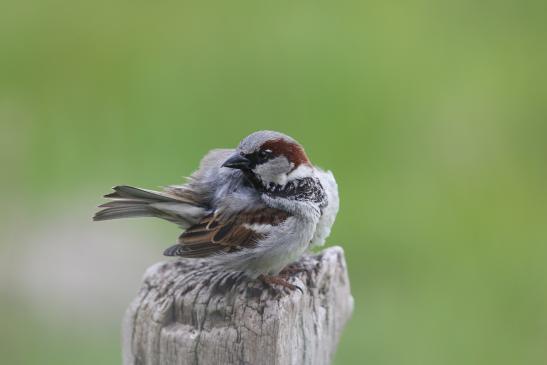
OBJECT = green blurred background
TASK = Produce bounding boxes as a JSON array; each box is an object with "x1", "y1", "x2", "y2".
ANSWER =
[{"x1": 1, "y1": 0, "x2": 546, "y2": 364}]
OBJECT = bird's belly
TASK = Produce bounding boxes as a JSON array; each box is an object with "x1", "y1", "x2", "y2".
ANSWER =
[{"x1": 234, "y1": 216, "x2": 316, "y2": 278}]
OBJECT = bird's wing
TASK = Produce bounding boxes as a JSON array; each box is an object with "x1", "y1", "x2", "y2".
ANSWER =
[
  {"x1": 163, "y1": 205, "x2": 289, "y2": 258},
  {"x1": 164, "y1": 148, "x2": 238, "y2": 205}
]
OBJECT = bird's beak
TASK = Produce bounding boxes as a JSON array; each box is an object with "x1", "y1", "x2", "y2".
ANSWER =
[{"x1": 222, "y1": 153, "x2": 251, "y2": 170}]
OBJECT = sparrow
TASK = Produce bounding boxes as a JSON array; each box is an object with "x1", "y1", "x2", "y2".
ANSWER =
[{"x1": 94, "y1": 130, "x2": 339, "y2": 290}]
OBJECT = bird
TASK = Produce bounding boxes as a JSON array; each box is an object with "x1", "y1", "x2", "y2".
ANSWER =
[{"x1": 93, "y1": 130, "x2": 339, "y2": 290}]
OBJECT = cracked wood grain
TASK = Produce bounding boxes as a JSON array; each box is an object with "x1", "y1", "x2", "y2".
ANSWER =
[{"x1": 123, "y1": 246, "x2": 353, "y2": 365}]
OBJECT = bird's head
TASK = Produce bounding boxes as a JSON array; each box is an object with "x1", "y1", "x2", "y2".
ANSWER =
[{"x1": 222, "y1": 131, "x2": 313, "y2": 189}]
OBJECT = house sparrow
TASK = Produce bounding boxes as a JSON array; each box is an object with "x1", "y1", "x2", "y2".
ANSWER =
[{"x1": 94, "y1": 130, "x2": 339, "y2": 290}]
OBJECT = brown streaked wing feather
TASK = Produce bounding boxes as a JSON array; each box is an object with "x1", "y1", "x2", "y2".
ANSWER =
[
  {"x1": 163, "y1": 185, "x2": 206, "y2": 206},
  {"x1": 171, "y1": 207, "x2": 289, "y2": 258}
]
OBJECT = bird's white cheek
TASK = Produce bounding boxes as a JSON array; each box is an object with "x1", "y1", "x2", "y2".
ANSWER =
[
  {"x1": 286, "y1": 164, "x2": 314, "y2": 181},
  {"x1": 252, "y1": 157, "x2": 291, "y2": 185}
]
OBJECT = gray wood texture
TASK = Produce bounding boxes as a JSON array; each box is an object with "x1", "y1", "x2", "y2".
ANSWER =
[{"x1": 123, "y1": 246, "x2": 353, "y2": 365}]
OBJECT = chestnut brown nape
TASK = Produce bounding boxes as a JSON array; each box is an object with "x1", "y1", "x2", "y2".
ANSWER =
[{"x1": 260, "y1": 139, "x2": 310, "y2": 166}]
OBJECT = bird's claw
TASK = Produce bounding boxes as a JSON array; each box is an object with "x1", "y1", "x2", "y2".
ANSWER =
[
  {"x1": 279, "y1": 263, "x2": 307, "y2": 276},
  {"x1": 259, "y1": 274, "x2": 303, "y2": 293}
]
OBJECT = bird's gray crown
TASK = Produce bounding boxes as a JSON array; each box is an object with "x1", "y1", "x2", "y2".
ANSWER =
[{"x1": 237, "y1": 130, "x2": 299, "y2": 154}]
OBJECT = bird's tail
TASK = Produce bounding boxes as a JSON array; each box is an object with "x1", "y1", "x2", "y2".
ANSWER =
[{"x1": 93, "y1": 185, "x2": 205, "y2": 228}]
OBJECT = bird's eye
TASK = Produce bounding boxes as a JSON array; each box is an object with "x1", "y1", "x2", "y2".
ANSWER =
[{"x1": 258, "y1": 149, "x2": 273, "y2": 161}]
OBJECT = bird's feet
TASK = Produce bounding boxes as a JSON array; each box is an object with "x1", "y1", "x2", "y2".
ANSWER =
[
  {"x1": 279, "y1": 263, "x2": 306, "y2": 276},
  {"x1": 259, "y1": 274, "x2": 303, "y2": 293}
]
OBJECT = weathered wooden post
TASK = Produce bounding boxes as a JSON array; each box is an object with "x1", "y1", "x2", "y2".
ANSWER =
[{"x1": 123, "y1": 246, "x2": 353, "y2": 365}]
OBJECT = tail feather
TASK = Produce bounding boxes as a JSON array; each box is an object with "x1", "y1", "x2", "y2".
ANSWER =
[
  {"x1": 93, "y1": 205, "x2": 155, "y2": 221},
  {"x1": 93, "y1": 185, "x2": 206, "y2": 227},
  {"x1": 98, "y1": 200, "x2": 149, "y2": 208},
  {"x1": 104, "y1": 185, "x2": 183, "y2": 202}
]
